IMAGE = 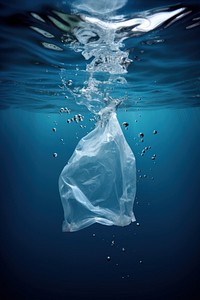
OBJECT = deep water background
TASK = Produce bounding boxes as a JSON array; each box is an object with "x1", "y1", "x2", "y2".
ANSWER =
[
  {"x1": 1, "y1": 0, "x2": 200, "y2": 299},
  {"x1": 1, "y1": 108, "x2": 200, "y2": 300}
]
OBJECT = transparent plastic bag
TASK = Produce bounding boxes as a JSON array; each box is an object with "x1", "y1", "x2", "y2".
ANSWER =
[{"x1": 59, "y1": 103, "x2": 136, "y2": 232}]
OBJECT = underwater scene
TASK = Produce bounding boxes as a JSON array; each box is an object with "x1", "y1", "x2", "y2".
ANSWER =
[{"x1": 0, "y1": 0, "x2": 200, "y2": 299}]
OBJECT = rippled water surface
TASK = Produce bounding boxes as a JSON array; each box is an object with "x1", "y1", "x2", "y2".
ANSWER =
[{"x1": 0, "y1": 0, "x2": 200, "y2": 112}]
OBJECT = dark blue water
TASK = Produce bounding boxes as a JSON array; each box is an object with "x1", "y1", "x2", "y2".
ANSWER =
[{"x1": 1, "y1": 0, "x2": 200, "y2": 299}]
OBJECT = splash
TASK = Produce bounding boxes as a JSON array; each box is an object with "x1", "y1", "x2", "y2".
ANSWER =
[{"x1": 58, "y1": 4, "x2": 188, "y2": 113}]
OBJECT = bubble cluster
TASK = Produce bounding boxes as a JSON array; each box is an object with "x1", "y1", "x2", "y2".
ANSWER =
[
  {"x1": 60, "y1": 107, "x2": 71, "y2": 114},
  {"x1": 66, "y1": 113, "x2": 84, "y2": 125}
]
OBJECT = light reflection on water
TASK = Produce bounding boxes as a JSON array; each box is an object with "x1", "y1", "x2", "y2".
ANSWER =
[{"x1": 0, "y1": 1, "x2": 200, "y2": 112}]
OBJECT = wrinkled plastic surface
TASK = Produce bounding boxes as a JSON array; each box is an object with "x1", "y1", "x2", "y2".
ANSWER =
[{"x1": 59, "y1": 104, "x2": 136, "y2": 232}]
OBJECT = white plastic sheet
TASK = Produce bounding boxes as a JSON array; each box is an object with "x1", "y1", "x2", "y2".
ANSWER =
[{"x1": 59, "y1": 103, "x2": 136, "y2": 231}]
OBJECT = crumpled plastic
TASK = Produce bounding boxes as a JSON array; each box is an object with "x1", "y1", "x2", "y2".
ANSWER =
[{"x1": 59, "y1": 102, "x2": 136, "y2": 232}]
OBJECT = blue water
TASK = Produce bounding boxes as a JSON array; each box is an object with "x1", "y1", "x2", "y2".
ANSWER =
[{"x1": 0, "y1": 0, "x2": 200, "y2": 299}]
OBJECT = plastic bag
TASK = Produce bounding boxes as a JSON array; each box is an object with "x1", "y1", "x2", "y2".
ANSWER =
[{"x1": 59, "y1": 102, "x2": 136, "y2": 232}]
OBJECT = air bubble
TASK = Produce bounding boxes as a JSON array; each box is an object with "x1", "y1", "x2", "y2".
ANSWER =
[
  {"x1": 64, "y1": 107, "x2": 71, "y2": 113},
  {"x1": 53, "y1": 153, "x2": 58, "y2": 158},
  {"x1": 52, "y1": 128, "x2": 56, "y2": 132},
  {"x1": 68, "y1": 80, "x2": 73, "y2": 86},
  {"x1": 153, "y1": 130, "x2": 158, "y2": 134},
  {"x1": 111, "y1": 240, "x2": 115, "y2": 246},
  {"x1": 138, "y1": 132, "x2": 144, "y2": 138},
  {"x1": 106, "y1": 256, "x2": 111, "y2": 261},
  {"x1": 122, "y1": 122, "x2": 129, "y2": 129}
]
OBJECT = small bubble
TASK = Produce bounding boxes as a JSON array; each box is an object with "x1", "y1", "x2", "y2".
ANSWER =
[
  {"x1": 92, "y1": 233, "x2": 96, "y2": 237},
  {"x1": 60, "y1": 107, "x2": 64, "y2": 113},
  {"x1": 136, "y1": 222, "x2": 140, "y2": 226},
  {"x1": 122, "y1": 122, "x2": 129, "y2": 129},
  {"x1": 153, "y1": 154, "x2": 156, "y2": 157},
  {"x1": 67, "y1": 119, "x2": 71, "y2": 124},
  {"x1": 60, "y1": 138, "x2": 64, "y2": 142},
  {"x1": 138, "y1": 132, "x2": 144, "y2": 138},
  {"x1": 151, "y1": 156, "x2": 155, "y2": 160},
  {"x1": 64, "y1": 107, "x2": 70, "y2": 113},
  {"x1": 143, "y1": 174, "x2": 147, "y2": 178},
  {"x1": 145, "y1": 147, "x2": 148, "y2": 151},
  {"x1": 122, "y1": 247, "x2": 126, "y2": 252},
  {"x1": 53, "y1": 153, "x2": 57, "y2": 158},
  {"x1": 52, "y1": 127, "x2": 56, "y2": 132},
  {"x1": 106, "y1": 256, "x2": 111, "y2": 261},
  {"x1": 111, "y1": 240, "x2": 115, "y2": 246},
  {"x1": 153, "y1": 130, "x2": 158, "y2": 134},
  {"x1": 68, "y1": 79, "x2": 73, "y2": 86}
]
